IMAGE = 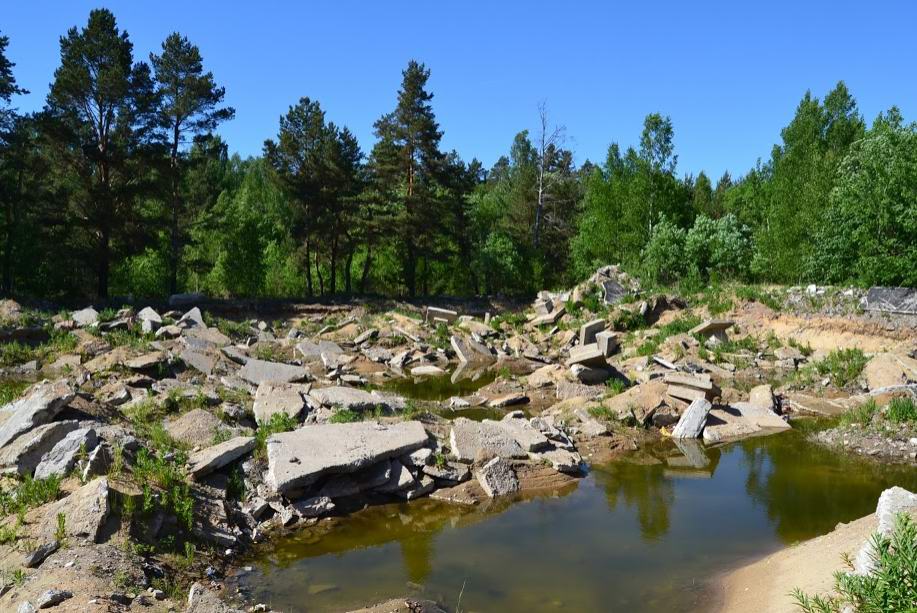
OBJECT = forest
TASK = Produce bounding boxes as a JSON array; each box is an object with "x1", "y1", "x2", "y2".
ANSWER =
[{"x1": 0, "y1": 8, "x2": 915, "y2": 302}]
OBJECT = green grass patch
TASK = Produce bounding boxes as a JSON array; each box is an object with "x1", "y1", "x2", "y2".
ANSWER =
[
  {"x1": 0, "y1": 474, "x2": 62, "y2": 516},
  {"x1": 814, "y1": 348, "x2": 868, "y2": 387},
  {"x1": 734, "y1": 285, "x2": 783, "y2": 311},
  {"x1": 329, "y1": 408, "x2": 362, "y2": 424},
  {"x1": 838, "y1": 399, "x2": 878, "y2": 428},
  {"x1": 886, "y1": 397, "x2": 917, "y2": 425},
  {"x1": 254, "y1": 412, "x2": 299, "y2": 458},
  {"x1": 0, "y1": 330, "x2": 78, "y2": 367},
  {"x1": 0, "y1": 379, "x2": 29, "y2": 405}
]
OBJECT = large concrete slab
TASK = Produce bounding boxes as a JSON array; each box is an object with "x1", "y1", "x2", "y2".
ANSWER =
[
  {"x1": 266, "y1": 421, "x2": 430, "y2": 494},
  {"x1": 0, "y1": 380, "x2": 75, "y2": 449},
  {"x1": 864, "y1": 287, "x2": 917, "y2": 315},
  {"x1": 565, "y1": 343, "x2": 607, "y2": 368},
  {"x1": 238, "y1": 358, "x2": 310, "y2": 385},
  {"x1": 671, "y1": 398, "x2": 712, "y2": 439},
  {"x1": 449, "y1": 418, "x2": 527, "y2": 462},
  {"x1": 188, "y1": 436, "x2": 255, "y2": 479},
  {"x1": 253, "y1": 382, "x2": 309, "y2": 424},
  {"x1": 308, "y1": 386, "x2": 405, "y2": 412}
]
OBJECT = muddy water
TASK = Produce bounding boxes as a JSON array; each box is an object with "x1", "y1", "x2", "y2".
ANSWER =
[
  {"x1": 242, "y1": 429, "x2": 917, "y2": 612},
  {"x1": 380, "y1": 369, "x2": 496, "y2": 402}
]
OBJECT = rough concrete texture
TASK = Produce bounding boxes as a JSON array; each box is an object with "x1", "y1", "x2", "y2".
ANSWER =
[
  {"x1": 476, "y1": 457, "x2": 519, "y2": 497},
  {"x1": 0, "y1": 380, "x2": 75, "y2": 449},
  {"x1": 266, "y1": 421, "x2": 429, "y2": 493},
  {"x1": 670, "y1": 398, "x2": 712, "y2": 439},
  {"x1": 449, "y1": 418, "x2": 527, "y2": 462},
  {"x1": 253, "y1": 382, "x2": 309, "y2": 425},
  {"x1": 238, "y1": 358, "x2": 310, "y2": 385},
  {"x1": 188, "y1": 436, "x2": 256, "y2": 479}
]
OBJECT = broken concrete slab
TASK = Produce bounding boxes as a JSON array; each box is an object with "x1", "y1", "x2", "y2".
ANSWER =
[
  {"x1": 595, "y1": 330, "x2": 619, "y2": 357},
  {"x1": 863, "y1": 352, "x2": 917, "y2": 391},
  {"x1": 671, "y1": 398, "x2": 712, "y2": 439},
  {"x1": 317, "y1": 461, "x2": 393, "y2": 498},
  {"x1": 238, "y1": 358, "x2": 310, "y2": 386},
  {"x1": 531, "y1": 306, "x2": 566, "y2": 327},
  {"x1": 137, "y1": 307, "x2": 162, "y2": 333},
  {"x1": 702, "y1": 405, "x2": 763, "y2": 444},
  {"x1": 124, "y1": 351, "x2": 167, "y2": 371},
  {"x1": 476, "y1": 457, "x2": 519, "y2": 497},
  {"x1": 353, "y1": 328, "x2": 378, "y2": 345},
  {"x1": 537, "y1": 448, "x2": 584, "y2": 474},
  {"x1": 295, "y1": 339, "x2": 343, "y2": 362},
  {"x1": 425, "y1": 306, "x2": 458, "y2": 324},
  {"x1": 565, "y1": 343, "x2": 607, "y2": 368},
  {"x1": 71, "y1": 307, "x2": 99, "y2": 328},
  {"x1": 184, "y1": 327, "x2": 232, "y2": 349},
  {"x1": 34, "y1": 427, "x2": 98, "y2": 480},
  {"x1": 690, "y1": 319, "x2": 735, "y2": 338},
  {"x1": 863, "y1": 286, "x2": 917, "y2": 315},
  {"x1": 579, "y1": 319, "x2": 606, "y2": 346},
  {"x1": 291, "y1": 495, "x2": 336, "y2": 518},
  {"x1": 0, "y1": 380, "x2": 75, "y2": 449},
  {"x1": 450, "y1": 334, "x2": 494, "y2": 364},
  {"x1": 730, "y1": 401, "x2": 790, "y2": 431},
  {"x1": 165, "y1": 409, "x2": 223, "y2": 446},
  {"x1": 449, "y1": 418, "x2": 527, "y2": 462},
  {"x1": 487, "y1": 392, "x2": 529, "y2": 408},
  {"x1": 308, "y1": 386, "x2": 405, "y2": 412},
  {"x1": 411, "y1": 365, "x2": 445, "y2": 377},
  {"x1": 570, "y1": 364, "x2": 611, "y2": 385},
  {"x1": 265, "y1": 421, "x2": 429, "y2": 494},
  {"x1": 493, "y1": 414, "x2": 550, "y2": 452},
  {"x1": 188, "y1": 436, "x2": 255, "y2": 479},
  {"x1": 854, "y1": 486, "x2": 917, "y2": 574},
  {"x1": 253, "y1": 382, "x2": 309, "y2": 425},
  {"x1": 177, "y1": 306, "x2": 206, "y2": 328},
  {"x1": 40, "y1": 477, "x2": 110, "y2": 543},
  {"x1": 180, "y1": 347, "x2": 217, "y2": 377},
  {"x1": 0, "y1": 420, "x2": 81, "y2": 475},
  {"x1": 422, "y1": 461, "x2": 471, "y2": 483}
]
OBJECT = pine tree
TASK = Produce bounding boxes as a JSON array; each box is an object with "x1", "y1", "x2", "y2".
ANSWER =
[{"x1": 151, "y1": 32, "x2": 234, "y2": 294}]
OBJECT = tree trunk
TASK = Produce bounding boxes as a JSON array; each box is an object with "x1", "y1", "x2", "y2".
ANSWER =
[
  {"x1": 344, "y1": 248, "x2": 353, "y2": 295},
  {"x1": 360, "y1": 246, "x2": 372, "y2": 294},
  {"x1": 329, "y1": 235, "x2": 338, "y2": 295},
  {"x1": 98, "y1": 226, "x2": 110, "y2": 299},
  {"x1": 305, "y1": 239, "x2": 313, "y2": 297}
]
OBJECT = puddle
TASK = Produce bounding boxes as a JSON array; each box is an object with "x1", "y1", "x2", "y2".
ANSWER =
[
  {"x1": 241, "y1": 430, "x2": 917, "y2": 612},
  {"x1": 380, "y1": 368, "x2": 496, "y2": 402}
]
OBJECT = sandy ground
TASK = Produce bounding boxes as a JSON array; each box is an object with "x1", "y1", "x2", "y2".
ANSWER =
[{"x1": 714, "y1": 514, "x2": 875, "y2": 612}]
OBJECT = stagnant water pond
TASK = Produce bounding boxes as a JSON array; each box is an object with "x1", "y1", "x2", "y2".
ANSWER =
[{"x1": 240, "y1": 427, "x2": 917, "y2": 612}]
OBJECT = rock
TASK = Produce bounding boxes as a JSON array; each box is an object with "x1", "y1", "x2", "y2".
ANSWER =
[
  {"x1": 863, "y1": 352, "x2": 917, "y2": 391},
  {"x1": 36, "y1": 590, "x2": 72, "y2": 609},
  {"x1": 531, "y1": 306, "x2": 566, "y2": 327},
  {"x1": 450, "y1": 334, "x2": 494, "y2": 364},
  {"x1": 0, "y1": 380, "x2": 75, "y2": 449},
  {"x1": 494, "y1": 414, "x2": 551, "y2": 452},
  {"x1": 291, "y1": 495, "x2": 336, "y2": 518},
  {"x1": 864, "y1": 286, "x2": 917, "y2": 315},
  {"x1": 265, "y1": 421, "x2": 429, "y2": 494},
  {"x1": 730, "y1": 401, "x2": 790, "y2": 430},
  {"x1": 527, "y1": 364, "x2": 566, "y2": 388},
  {"x1": 664, "y1": 372, "x2": 720, "y2": 403},
  {"x1": 137, "y1": 306, "x2": 162, "y2": 333},
  {"x1": 71, "y1": 307, "x2": 99, "y2": 327},
  {"x1": 601, "y1": 380, "x2": 667, "y2": 424},
  {"x1": 317, "y1": 461, "x2": 393, "y2": 498},
  {"x1": 487, "y1": 392, "x2": 529, "y2": 408},
  {"x1": 354, "y1": 328, "x2": 378, "y2": 345},
  {"x1": 747, "y1": 384, "x2": 776, "y2": 410},
  {"x1": 449, "y1": 418, "x2": 526, "y2": 462},
  {"x1": 295, "y1": 340, "x2": 343, "y2": 362},
  {"x1": 22, "y1": 540, "x2": 59, "y2": 568},
  {"x1": 854, "y1": 487, "x2": 917, "y2": 575},
  {"x1": 579, "y1": 319, "x2": 605, "y2": 346},
  {"x1": 476, "y1": 457, "x2": 519, "y2": 497},
  {"x1": 702, "y1": 406, "x2": 761, "y2": 444},
  {"x1": 166, "y1": 409, "x2": 224, "y2": 446},
  {"x1": 34, "y1": 427, "x2": 98, "y2": 480},
  {"x1": 180, "y1": 348, "x2": 217, "y2": 377},
  {"x1": 238, "y1": 358, "x2": 310, "y2": 386},
  {"x1": 124, "y1": 351, "x2": 167, "y2": 371},
  {"x1": 376, "y1": 459, "x2": 417, "y2": 493},
  {"x1": 188, "y1": 436, "x2": 256, "y2": 479},
  {"x1": 186, "y1": 582, "x2": 243, "y2": 613},
  {"x1": 253, "y1": 382, "x2": 308, "y2": 425},
  {"x1": 309, "y1": 386, "x2": 404, "y2": 412},
  {"x1": 537, "y1": 448, "x2": 584, "y2": 474},
  {"x1": 17, "y1": 602, "x2": 34, "y2": 613},
  {"x1": 572, "y1": 408, "x2": 609, "y2": 437},
  {"x1": 566, "y1": 343, "x2": 607, "y2": 368},
  {"x1": 40, "y1": 477, "x2": 110, "y2": 542},
  {"x1": 411, "y1": 365, "x2": 444, "y2": 376},
  {"x1": 424, "y1": 306, "x2": 458, "y2": 324},
  {"x1": 595, "y1": 330, "x2": 619, "y2": 357},
  {"x1": 690, "y1": 319, "x2": 734, "y2": 339},
  {"x1": 0, "y1": 420, "x2": 81, "y2": 475},
  {"x1": 422, "y1": 461, "x2": 471, "y2": 483},
  {"x1": 671, "y1": 398, "x2": 712, "y2": 438},
  {"x1": 177, "y1": 306, "x2": 206, "y2": 328}
]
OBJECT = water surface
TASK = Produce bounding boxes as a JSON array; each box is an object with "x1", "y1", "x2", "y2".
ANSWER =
[{"x1": 243, "y1": 430, "x2": 917, "y2": 612}]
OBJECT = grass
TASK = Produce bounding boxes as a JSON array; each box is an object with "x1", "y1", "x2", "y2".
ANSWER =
[
  {"x1": 792, "y1": 513, "x2": 917, "y2": 613},
  {"x1": 254, "y1": 412, "x2": 299, "y2": 458},
  {"x1": 105, "y1": 327, "x2": 154, "y2": 349},
  {"x1": 132, "y1": 448, "x2": 194, "y2": 530},
  {"x1": 431, "y1": 322, "x2": 451, "y2": 350},
  {"x1": 886, "y1": 397, "x2": 917, "y2": 424},
  {"x1": 605, "y1": 378, "x2": 629, "y2": 395},
  {"x1": 635, "y1": 313, "x2": 703, "y2": 357},
  {"x1": 814, "y1": 348, "x2": 868, "y2": 387},
  {"x1": 0, "y1": 329, "x2": 78, "y2": 367},
  {"x1": 489, "y1": 312, "x2": 527, "y2": 333},
  {"x1": 0, "y1": 379, "x2": 29, "y2": 405},
  {"x1": 212, "y1": 317, "x2": 252, "y2": 339},
  {"x1": 329, "y1": 408, "x2": 362, "y2": 423},
  {"x1": 612, "y1": 308, "x2": 646, "y2": 332},
  {"x1": 788, "y1": 337, "x2": 814, "y2": 357},
  {"x1": 0, "y1": 474, "x2": 62, "y2": 516},
  {"x1": 735, "y1": 285, "x2": 783, "y2": 311}
]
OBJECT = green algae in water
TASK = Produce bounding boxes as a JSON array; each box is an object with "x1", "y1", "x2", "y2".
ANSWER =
[
  {"x1": 241, "y1": 429, "x2": 917, "y2": 612},
  {"x1": 381, "y1": 369, "x2": 496, "y2": 402}
]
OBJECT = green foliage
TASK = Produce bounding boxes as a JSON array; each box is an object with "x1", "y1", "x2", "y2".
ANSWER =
[
  {"x1": 735, "y1": 285, "x2": 783, "y2": 311},
  {"x1": 0, "y1": 379, "x2": 28, "y2": 404},
  {"x1": 792, "y1": 513, "x2": 917, "y2": 613},
  {"x1": 0, "y1": 330, "x2": 78, "y2": 367},
  {"x1": 0, "y1": 475, "x2": 62, "y2": 516},
  {"x1": 886, "y1": 397, "x2": 917, "y2": 425},
  {"x1": 54, "y1": 512, "x2": 67, "y2": 542},
  {"x1": 814, "y1": 348, "x2": 868, "y2": 387},
  {"x1": 132, "y1": 448, "x2": 194, "y2": 530},
  {"x1": 329, "y1": 408, "x2": 362, "y2": 424},
  {"x1": 254, "y1": 412, "x2": 299, "y2": 458},
  {"x1": 838, "y1": 399, "x2": 878, "y2": 428}
]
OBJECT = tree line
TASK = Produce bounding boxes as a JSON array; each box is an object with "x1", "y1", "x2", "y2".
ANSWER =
[{"x1": 1, "y1": 9, "x2": 915, "y2": 301}]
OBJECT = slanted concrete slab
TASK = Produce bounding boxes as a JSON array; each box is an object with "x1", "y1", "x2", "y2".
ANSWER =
[
  {"x1": 702, "y1": 406, "x2": 761, "y2": 444},
  {"x1": 34, "y1": 427, "x2": 98, "y2": 480},
  {"x1": 238, "y1": 358, "x2": 309, "y2": 385},
  {"x1": 690, "y1": 319, "x2": 735, "y2": 338},
  {"x1": 188, "y1": 436, "x2": 255, "y2": 479},
  {"x1": 449, "y1": 418, "x2": 527, "y2": 462},
  {"x1": 864, "y1": 287, "x2": 917, "y2": 315},
  {"x1": 531, "y1": 306, "x2": 565, "y2": 327},
  {"x1": 266, "y1": 421, "x2": 429, "y2": 494},
  {"x1": 493, "y1": 414, "x2": 550, "y2": 452},
  {"x1": 308, "y1": 386, "x2": 405, "y2": 412},
  {"x1": 40, "y1": 477, "x2": 110, "y2": 543},
  {"x1": 596, "y1": 330, "x2": 619, "y2": 357},
  {"x1": 579, "y1": 319, "x2": 606, "y2": 346},
  {"x1": 425, "y1": 306, "x2": 458, "y2": 324},
  {"x1": 671, "y1": 398, "x2": 712, "y2": 438},
  {"x1": 0, "y1": 420, "x2": 81, "y2": 475},
  {"x1": 253, "y1": 382, "x2": 309, "y2": 425},
  {"x1": 566, "y1": 343, "x2": 607, "y2": 368},
  {"x1": 450, "y1": 334, "x2": 494, "y2": 364},
  {"x1": 731, "y1": 401, "x2": 790, "y2": 430},
  {"x1": 180, "y1": 347, "x2": 217, "y2": 377},
  {"x1": 0, "y1": 380, "x2": 75, "y2": 449}
]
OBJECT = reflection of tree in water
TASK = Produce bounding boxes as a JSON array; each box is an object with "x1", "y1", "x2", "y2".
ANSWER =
[
  {"x1": 595, "y1": 459, "x2": 674, "y2": 542},
  {"x1": 400, "y1": 533, "x2": 434, "y2": 584},
  {"x1": 737, "y1": 432, "x2": 917, "y2": 544}
]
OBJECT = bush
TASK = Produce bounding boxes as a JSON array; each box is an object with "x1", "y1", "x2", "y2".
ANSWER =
[
  {"x1": 886, "y1": 397, "x2": 917, "y2": 424},
  {"x1": 793, "y1": 513, "x2": 917, "y2": 612},
  {"x1": 815, "y1": 348, "x2": 868, "y2": 387},
  {"x1": 641, "y1": 218, "x2": 687, "y2": 285},
  {"x1": 684, "y1": 214, "x2": 752, "y2": 281}
]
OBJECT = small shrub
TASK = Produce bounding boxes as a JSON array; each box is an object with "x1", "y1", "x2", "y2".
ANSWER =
[
  {"x1": 815, "y1": 348, "x2": 868, "y2": 387},
  {"x1": 0, "y1": 475, "x2": 62, "y2": 516},
  {"x1": 254, "y1": 412, "x2": 299, "y2": 458},
  {"x1": 54, "y1": 513, "x2": 66, "y2": 542},
  {"x1": 735, "y1": 285, "x2": 783, "y2": 311},
  {"x1": 839, "y1": 399, "x2": 878, "y2": 428},
  {"x1": 605, "y1": 378, "x2": 628, "y2": 395},
  {"x1": 886, "y1": 397, "x2": 917, "y2": 424},
  {"x1": 0, "y1": 380, "x2": 29, "y2": 405},
  {"x1": 329, "y1": 409, "x2": 361, "y2": 424}
]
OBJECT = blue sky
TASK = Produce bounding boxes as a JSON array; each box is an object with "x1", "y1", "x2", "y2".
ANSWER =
[{"x1": 3, "y1": 1, "x2": 915, "y2": 179}]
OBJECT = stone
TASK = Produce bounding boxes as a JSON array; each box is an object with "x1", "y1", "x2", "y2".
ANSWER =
[
  {"x1": 308, "y1": 386, "x2": 404, "y2": 412},
  {"x1": 579, "y1": 319, "x2": 605, "y2": 346},
  {"x1": 71, "y1": 307, "x2": 99, "y2": 327},
  {"x1": 180, "y1": 348, "x2": 217, "y2": 377},
  {"x1": 137, "y1": 307, "x2": 162, "y2": 333},
  {"x1": 124, "y1": 351, "x2": 167, "y2": 371},
  {"x1": 450, "y1": 334, "x2": 494, "y2": 364},
  {"x1": 290, "y1": 496, "x2": 335, "y2": 518},
  {"x1": 566, "y1": 343, "x2": 607, "y2": 368},
  {"x1": 34, "y1": 427, "x2": 98, "y2": 480},
  {"x1": 537, "y1": 448, "x2": 583, "y2": 474},
  {"x1": 185, "y1": 327, "x2": 232, "y2": 348},
  {"x1": 747, "y1": 384, "x2": 776, "y2": 410},
  {"x1": 570, "y1": 364, "x2": 611, "y2": 384},
  {"x1": 411, "y1": 364, "x2": 444, "y2": 376},
  {"x1": 702, "y1": 406, "x2": 761, "y2": 444},
  {"x1": 22, "y1": 540, "x2": 59, "y2": 568},
  {"x1": 186, "y1": 582, "x2": 244, "y2": 613},
  {"x1": 0, "y1": 380, "x2": 75, "y2": 449},
  {"x1": 601, "y1": 279, "x2": 628, "y2": 305},
  {"x1": 527, "y1": 364, "x2": 566, "y2": 388},
  {"x1": 265, "y1": 421, "x2": 429, "y2": 494},
  {"x1": 253, "y1": 382, "x2": 308, "y2": 425},
  {"x1": 690, "y1": 319, "x2": 734, "y2": 338},
  {"x1": 422, "y1": 461, "x2": 471, "y2": 483},
  {"x1": 376, "y1": 459, "x2": 417, "y2": 493},
  {"x1": 671, "y1": 398, "x2": 712, "y2": 438},
  {"x1": 155, "y1": 324, "x2": 182, "y2": 339},
  {"x1": 493, "y1": 414, "x2": 551, "y2": 452},
  {"x1": 0, "y1": 420, "x2": 81, "y2": 475},
  {"x1": 449, "y1": 418, "x2": 526, "y2": 462},
  {"x1": 317, "y1": 461, "x2": 393, "y2": 498},
  {"x1": 863, "y1": 352, "x2": 917, "y2": 391},
  {"x1": 354, "y1": 328, "x2": 378, "y2": 345},
  {"x1": 530, "y1": 306, "x2": 565, "y2": 327},
  {"x1": 487, "y1": 392, "x2": 529, "y2": 408},
  {"x1": 854, "y1": 487, "x2": 917, "y2": 574},
  {"x1": 476, "y1": 457, "x2": 519, "y2": 497},
  {"x1": 40, "y1": 477, "x2": 110, "y2": 542},
  {"x1": 188, "y1": 436, "x2": 256, "y2": 479},
  {"x1": 731, "y1": 401, "x2": 790, "y2": 430},
  {"x1": 36, "y1": 590, "x2": 72, "y2": 609},
  {"x1": 864, "y1": 286, "x2": 917, "y2": 315},
  {"x1": 425, "y1": 306, "x2": 458, "y2": 324},
  {"x1": 165, "y1": 409, "x2": 223, "y2": 446},
  {"x1": 238, "y1": 358, "x2": 310, "y2": 385},
  {"x1": 177, "y1": 306, "x2": 206, "y2": 328},
  {"x1": 595, "y1": 330, "x2": 619, "y2": 357}
]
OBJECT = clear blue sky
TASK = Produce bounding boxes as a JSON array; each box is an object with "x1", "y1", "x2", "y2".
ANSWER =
[{"x1": 4, "y1": 1, "x2": 915, "y2": 179}]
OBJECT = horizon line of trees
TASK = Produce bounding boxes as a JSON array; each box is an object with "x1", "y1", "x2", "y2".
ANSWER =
[{"x1": 1, "y1": 9, "x2": 915, "y2": 303}]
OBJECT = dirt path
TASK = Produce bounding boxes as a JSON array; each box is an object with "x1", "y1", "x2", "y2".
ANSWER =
[{"x1": 714, "y1": 514, "x2": 874, "y2": 612}]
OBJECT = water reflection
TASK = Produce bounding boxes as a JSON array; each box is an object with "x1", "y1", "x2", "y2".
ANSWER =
[{"x1": 380, "y1": 368, "x2": 496, "y2": 401}]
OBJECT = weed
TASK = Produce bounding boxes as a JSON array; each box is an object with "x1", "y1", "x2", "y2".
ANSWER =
[
  {"x1": 0, "y1": 379, "x2": 29, "y2": 405},
  {"x1": 612, "y1": 309, "x2": 646, "y2": 332},
  {"x1": 431, "y1": 322, "x2": 451, "y2": 350},
  {"x1": 110, "y1": 443, "x2": 124, "y2": 477},
  {"x1": 788, "y1": 337, "x2": 814, "y2": 357},
  {"x1": 329, "y1": 408, "x2": 362, "y2": 424},
  {"x1": 227, "y1": 465, "x2": 246, "y2": 501},
  {"x1": 434, "y1": 452, "x2": 447, "y2": 468},
  {"x1": 54, "y1": 512, "x2": 66, "y2": 542},
  {"x1": 605, "y1": 378, "x2": 628, "y2": 395},
  {"x1": 254, "y1": 412, "x2": 299, "y2": 458},
  {"x1": 814, "y1": 348, "x2": 868, "y2": 387},
  {"x1": 0, "y1": 474, "x2": 62, "y2": 516},
  {"x1": 0, "y1": 523, "x2": 18, "y2": 545},
  {"x1": 886, "y1": 397, "x2": 917, "y2": 424},
  {"x1": 0, "y1": 330, "x2": 78, "y2": 367},
  {"x1": 214, "y1": 317, "x2": 251, "y2": 339},
  {"x1": 105, "y1": 327, "x2": 153, "y2": 349},
  {"x1": 838, "y1": 399, "x2": 878, "y2": 428},
  {"x1": 735, "y1": 285, "x2": 783, "y2": 311}
]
